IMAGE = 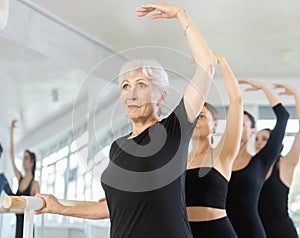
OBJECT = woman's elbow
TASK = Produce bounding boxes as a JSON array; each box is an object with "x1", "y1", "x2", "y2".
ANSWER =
[
  {"x1": 207, "y1": 56, "x2": 218, "y2": 77},
  {"x1": 195, "y1": 55, "x2": 217, "y2": 78},
  {"x1": 230, "y1": 94, "x2": 243, "y2": 107}
]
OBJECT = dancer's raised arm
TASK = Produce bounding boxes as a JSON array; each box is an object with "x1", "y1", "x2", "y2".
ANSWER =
[
  {"x1": 274, "y1": 84, "x2": 300, "y2": 166},
  {"x1": 216, "y1": 55, "x2": 243, "y2": 161},
  {"x1": 239, "y1": 79, "x2": 280, "y2": 107},
  {"x1": 137, "y1": 2, "x2": 217, "y2": 122},
  {"x1": 10, "y1": 120, "x2": 22, "y2": 181}
]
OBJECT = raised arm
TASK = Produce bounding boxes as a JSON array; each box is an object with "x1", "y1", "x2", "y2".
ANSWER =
[
  {"x1": 216, "y1": 55, "x2": 243, "y2": 161},
  {"x1": 274, "y1": 84, "x2": 300, "y2": 166},
  {"x1": 239, "y1": 80, "x2": 289, "y2": 167},
  {"x1": 35, "y1": 193, "x2": 110, "y2": 220},
  {"x1": 137, "y1": 2, "x2": 217, "y2": 122},
  {"x1": 10, "y1": 120, "x2": 22, "y2": 180},
  {"x1": 239, "y1": 79, "x2": 280, "y2": 107},
  {"x1": 0, "y1": 0, "x2": 9, "y2": 31}
]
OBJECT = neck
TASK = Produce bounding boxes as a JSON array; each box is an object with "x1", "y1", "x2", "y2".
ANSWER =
[
  {"x1": 236, "y1": 140, "x2": 250, "y2": 159},
  {"x1": 190, "y1": 137, "x2": 211, "y2": 156},
  {"x1": 131, "y1": 116, "x2": 158, "y2": 137},
  {"x1": 24, "y1": 169, "x2": 33, "y2": 178}
]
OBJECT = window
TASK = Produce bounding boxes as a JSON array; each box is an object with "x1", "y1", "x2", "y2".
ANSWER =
[{"x1": 38, "y1": 130, "x2": 109, "y2": 226}]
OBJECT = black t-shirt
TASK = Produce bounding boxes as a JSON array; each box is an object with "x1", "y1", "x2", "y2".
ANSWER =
[
  {"x1": 101, "y1": 98, "x2": 196, "y2": 238},
  {"x1": 226, "y1": 103, "x2": 289, "y2": 238}
]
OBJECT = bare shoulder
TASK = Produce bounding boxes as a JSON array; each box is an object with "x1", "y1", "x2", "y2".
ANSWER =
[
  {"x1": 280, "y1": 155, "x2": 298, "y2": 168},
  {"x1": 278, "y1": 157, "x2": 296, "y2": 187},
  {"x1": 33, "y1": 180, "x2": 40, "y2": 186},
  {"x1": 31, "y1": 180, "x2": 40, "y2": 195},
  {"x1": 33, "y1": 180, "x2": 40, "y2": 189}
]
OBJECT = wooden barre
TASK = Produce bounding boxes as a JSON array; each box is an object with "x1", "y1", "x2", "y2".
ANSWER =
[
  {"x1": 0, "y1": 207, "x2": 24, "y2": 214},
  {"x1": 2, "y1": 196, "x2": 44, "y2": 210},
  {"x1": 1, "y1": 196, "x2": 100, "y2": 238},
  {"x1": 2, "y1": 196, "x2": 99, "y2": 210}
]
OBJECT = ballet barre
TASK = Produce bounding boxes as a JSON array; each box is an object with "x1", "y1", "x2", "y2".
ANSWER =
[
  {"x1": 0, "y1": 207, "x2": 24, "y2": 214},
  {"x1": 2, "y1": 196, "x2": 99, "y2": 238}
]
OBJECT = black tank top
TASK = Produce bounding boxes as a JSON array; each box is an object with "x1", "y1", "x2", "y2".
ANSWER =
[
  {"x1": 185, "y1": 167, "x2": 228, "y2": 209},
  {"x1": 16, "y1": 177, "x2": 34, "y2": 196},
  {"x1": 258, "y1": 159, "x2": 290, "y2": 222}
]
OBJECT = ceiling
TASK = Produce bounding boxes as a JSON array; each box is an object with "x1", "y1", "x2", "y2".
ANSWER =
[{"x1": 0, "y1": 0, "x2": 299, "y2": 156}]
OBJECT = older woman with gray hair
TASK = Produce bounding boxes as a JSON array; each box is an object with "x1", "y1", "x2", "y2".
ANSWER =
[{"x1": 36, "y1": 2, "x2": 217, "y2": 238}]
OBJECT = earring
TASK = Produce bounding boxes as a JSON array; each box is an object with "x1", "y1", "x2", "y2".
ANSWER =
[
  {"x1": 211, "y1": 129, "x2": 215, "y2": 144},
  {"x1": 158, "y1": 107, "x2": 162, "y2": 117}
]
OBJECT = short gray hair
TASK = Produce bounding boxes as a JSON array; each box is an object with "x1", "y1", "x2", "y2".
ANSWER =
[{"x1": 118, "y1": 59, "x2": 169, "y2": 92}]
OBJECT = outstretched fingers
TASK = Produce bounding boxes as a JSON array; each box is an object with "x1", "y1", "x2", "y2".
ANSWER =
[
  {"x1": 136, "y1": 3, "x2": 180, "y2": 19},
  {"x1": 136, "y1": 5, "x2": 156, "y2": 17},
  {"x1": 273, "y1": 83, "x2": 294, "y2": 95},
  {"x1": 239, "y1": 79, "x2": 260, "y2": 92}
]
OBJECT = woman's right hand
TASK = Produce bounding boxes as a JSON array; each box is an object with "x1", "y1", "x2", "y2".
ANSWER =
[
  {"x1": 136, "y1": 2, "x2": 182, "y2": 20},
  {"x1": 35, "y1": 193, "x2": 64, "y2": 215},
  {"x1": 10, "y1": 119, "x2": 17, "y2": 130}
]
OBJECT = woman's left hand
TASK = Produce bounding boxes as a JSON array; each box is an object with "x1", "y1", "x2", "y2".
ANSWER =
[
  {"x1": 136, "y1": 2, "x2": 182, "y2": 20},
  {"x1": 273, "y1": 83, "x2": 297, "y2": 96},
  {"x1": 239, "y1": 79, "x2": 266, "y2": 92}
]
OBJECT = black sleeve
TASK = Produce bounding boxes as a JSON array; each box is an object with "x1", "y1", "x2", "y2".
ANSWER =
[
  {"x1": 257, "y1": 103, "x2": 289, "y2": 169},
  {"x1": 165, "y1": 98, "x2": 198, "y2": 138}
]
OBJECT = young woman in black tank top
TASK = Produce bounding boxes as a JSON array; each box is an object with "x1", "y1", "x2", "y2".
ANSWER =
[
  {"x1": 10, "y1": 120, "x2": 40, "y2": 238},
  {"x1": 227, "y1": 80, "x2": 289, "y2": 238},
  {"x1": 257, "y1": 84, "x2": 299, "y2": 238},
  {"x1": 186, "y1": 55, "x2": 243, "y2": 238}
]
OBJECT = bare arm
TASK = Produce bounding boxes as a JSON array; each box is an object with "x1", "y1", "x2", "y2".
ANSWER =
[
  {"x1": 283, "y1": 133, "x2": 300, "y2": 166},
  {"x1": 239, "y1": 79, "x2": 280, "y2": 107},
  {"x1": 10, "y1": 120, "x2": 22, "y2": 180},
  {"x1": 0, "y1": 0, "x2": 9, "y2": 31},
  {"x1": 177, "y1": 7, "x2": 216, "y2": 122},
  {"x1": 31, "y1": 181, "x2": 40, "y2": 196},
  {"x1": 137, "y1": 2, "x2": 216, "y2": 122},
  {"x1": 35, "y1": 194, "x2": 110, "y2": 220},
  {"x1": 274, "y1": 84, "x2": 300, "y2": 166},
  {"x1": 216, "y1": 55, "x2": 243, "y2": 161}
]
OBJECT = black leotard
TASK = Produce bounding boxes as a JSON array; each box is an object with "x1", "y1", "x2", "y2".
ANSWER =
[
  {"x1": 226, "y1": 103, "x2": 289, "y2": 238},
  {"x1": 258, "y1": 159, "x2": 298, "y2": 238}
]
